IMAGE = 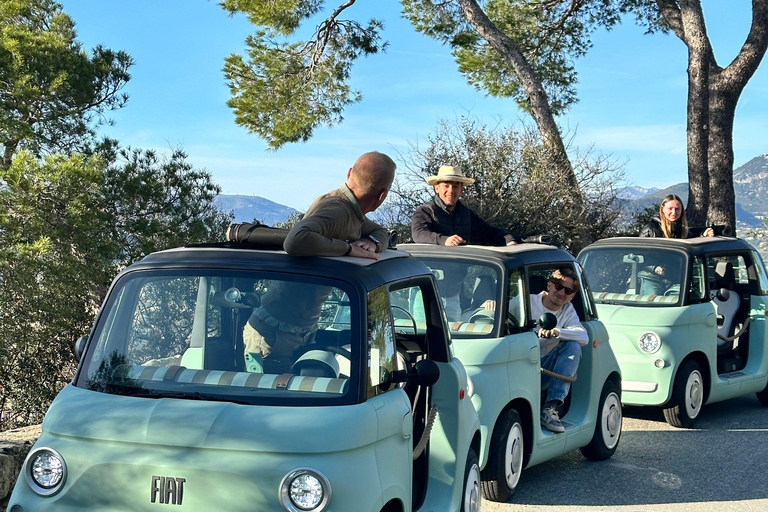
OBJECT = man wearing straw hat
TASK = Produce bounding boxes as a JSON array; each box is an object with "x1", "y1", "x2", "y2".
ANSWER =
[{"x1": 411, "y1": 165, "x2": 518, "y2": 246}]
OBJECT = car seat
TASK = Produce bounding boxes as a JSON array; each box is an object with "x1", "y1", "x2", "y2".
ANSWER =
[
  {"x1": 469, "y1": 275, "x2": 495, "y2": 310},
  {"x1": 712, "y1": 261, "x2": 740, "y2": 347},
  {"x1": 529, "y1": 275, "x2": 548, "y2": 295}
]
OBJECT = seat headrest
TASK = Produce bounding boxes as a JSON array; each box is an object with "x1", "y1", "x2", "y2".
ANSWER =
[
  {"x1": 470, "y1": 275, "x2": 495, "y2": 308},
  {"x1": 715, "y1": 261, "x2": 735, "y2": 286},
  {"x1": 529, "y1": 275, "x2": 548, "y2": 295}
]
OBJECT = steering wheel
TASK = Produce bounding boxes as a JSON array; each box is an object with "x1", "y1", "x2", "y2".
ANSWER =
[
  {"x1": 392, "y1": 305, "x2": 418, "y2": 334},
  {"x1": 664, "y1": 285, "x2": 681, "y2": 297},
  {"x1": 468, "y1": 308, "x2": 495, "y2": 324}
]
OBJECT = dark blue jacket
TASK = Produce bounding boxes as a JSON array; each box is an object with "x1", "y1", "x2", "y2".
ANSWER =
[{"x1": 411, "y1": 196, "x2": 514, "y2": 246}]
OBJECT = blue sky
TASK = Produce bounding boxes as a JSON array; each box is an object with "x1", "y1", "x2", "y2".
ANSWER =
[{"x1": 59, "y1": 1, "x2": 768, "y2": 211}]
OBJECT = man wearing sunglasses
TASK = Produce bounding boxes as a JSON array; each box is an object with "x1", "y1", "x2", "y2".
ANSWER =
[{"x1": 531, "y1": 267, "x2": 589, "y2": 433}]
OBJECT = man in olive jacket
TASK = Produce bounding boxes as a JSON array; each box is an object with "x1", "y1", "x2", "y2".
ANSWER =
[{"x1": 243, "y1": 152, "x2": 396, "y2": 373}]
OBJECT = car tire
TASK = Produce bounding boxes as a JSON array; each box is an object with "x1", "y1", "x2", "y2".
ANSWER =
[
  {"x1": 580, "y1": 379, "x2": 622, "y2": 460},
  {"x1": 756, "y1": 381, "x2": 768, "y2": 406},
  {"x1": 663, "y1": 359, "x2": 704, "y2": 428},
  {"x1": 461, "y1": 447, "x2": 482, "y2": 512},
  {"x1": 481, "y1": 408, "x2": 524, "y2": 502}
]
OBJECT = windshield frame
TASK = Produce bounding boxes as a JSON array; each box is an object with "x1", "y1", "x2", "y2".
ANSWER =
[
  {"x1": 578, "y1": 246, "x2": 691, "y2": 307},
  {"x1": 412, "y1": 256, "x2": 505, "y2": 339},
  {"x1": 74, "y1": 268, "x2": 365, "y2": 406}
]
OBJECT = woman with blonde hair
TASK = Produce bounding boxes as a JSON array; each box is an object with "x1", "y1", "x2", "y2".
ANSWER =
[{"x1": 640, "y1": 194, "x2": 714, "y2": 238}]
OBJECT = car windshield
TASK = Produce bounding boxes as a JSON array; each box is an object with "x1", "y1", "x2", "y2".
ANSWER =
[
  {"x1": 580, "y1": 247, "x2": 686, "y2": 306},
  {"x1": 76, "y1": 269, "x2": 359, "y2": 405},
  {"x1": 411, "y1": 258, "x2": 500, "y2": 337}
]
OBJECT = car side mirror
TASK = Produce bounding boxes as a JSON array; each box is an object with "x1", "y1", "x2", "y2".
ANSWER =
[
  {"x1": 73, "y1": 336, "x2": 88, "y2": 363},
  {"x1": 538, "y1": 312, "x2": 558, "y2": 330},
  {"x1": 413, "y1": 359, "x2": 440, "y2": 387},
  {"x1": 379, "y1": 359, "x2": 441, "y2": 392},
  {"x1": 716, "y1": 288, "x2": 731, "y2": 301}
]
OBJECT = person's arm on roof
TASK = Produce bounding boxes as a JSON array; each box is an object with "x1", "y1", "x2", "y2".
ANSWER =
[
  {"x1": 411, "y1": 203, "x2": 446, "y2": 245},
  {"x1": 283, "y1": 201, "x2": 354, "y2": 257}
]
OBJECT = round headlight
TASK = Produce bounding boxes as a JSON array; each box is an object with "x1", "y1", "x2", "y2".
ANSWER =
[
  {"x1": 25, "y1": 448, "x2": 66, "y2": 496},
  {"x1": 638, "y1": 331, "x2": 662, "y2": 354},
  {"x1": 280, "y1": 468, "x2": 331, "y2": 512}
]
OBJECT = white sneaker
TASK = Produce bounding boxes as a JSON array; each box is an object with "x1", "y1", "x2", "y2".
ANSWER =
[{"x1": 541, "y1": 406, "x2": 565, "y2": 433}]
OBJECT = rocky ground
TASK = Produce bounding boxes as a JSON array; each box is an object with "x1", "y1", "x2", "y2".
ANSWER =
[{"x1": 0, "y1": 425, "x2": 41, "y2": 509}]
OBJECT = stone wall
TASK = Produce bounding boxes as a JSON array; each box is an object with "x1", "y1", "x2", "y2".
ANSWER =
[{"x1": 0, "y1": 425, "x2": 41, "y2": 510}]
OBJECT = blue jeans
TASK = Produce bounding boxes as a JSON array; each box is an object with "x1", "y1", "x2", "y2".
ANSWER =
[{"x1": 541, "y1": 340, "x2": 582, "y2": 404}]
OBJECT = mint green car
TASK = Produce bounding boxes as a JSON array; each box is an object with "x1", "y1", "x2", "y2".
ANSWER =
[
  {"x1": 400, "y1": 243, "x2": 622, "y2": 502},
  {"x1": 7, "y1": 245, "x2": 482, "y2": 512},
  {"x1": 578, "y1": 236, "x2": 768, "y2": 427}
]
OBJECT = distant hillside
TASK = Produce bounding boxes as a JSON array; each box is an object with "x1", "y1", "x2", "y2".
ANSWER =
[
  {"x1": 617, "y1": 186, "x2": 660, "y2": 200},
  {"x1": 624, "y1": 154, "x2": 768, "y2": 228},
  {"x1": 214, "y1": 195, "x2": 298, "y2": 226}
]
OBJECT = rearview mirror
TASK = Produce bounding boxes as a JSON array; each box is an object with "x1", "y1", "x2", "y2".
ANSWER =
[{"x1": 623, "y1": 253, "x2": 645, "y2": 264}]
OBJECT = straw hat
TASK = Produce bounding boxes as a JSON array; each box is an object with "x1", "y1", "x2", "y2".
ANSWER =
[{"x1": 425, "y1": 165, "x2": 475, "y2": 186}]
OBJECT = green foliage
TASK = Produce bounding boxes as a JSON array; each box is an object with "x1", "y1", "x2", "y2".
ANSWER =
[
  {"x1": 272, "y1": 211, "x2": 305, "y2": 229},
  {"x1": 0, "y1": 152, "x2": 110, "y2": 428},
  {"x1": 0, "y1": 0, "x2": 133, "y2": 167},
  {"x1": 385, "y1": 116, "x2": 627, "y2": 252},
  {"x1": 621, "y1": 203, "x2": 660, "y2": 236},
  {"x1": 401, "y1": 0, "x2": 662, "y2": 115},
  {"x1": 0, "y1": 150, "x2": 232, "y2": 430},
  {"x1": 220, "y1": 0, "x2": 324, "y2": 34},
  {"x1": 222, "y1": 1, "x2": 386, "y2": 149},
  {"x1": 103, "y1": 147, "x2": 233, "y2": 266}
]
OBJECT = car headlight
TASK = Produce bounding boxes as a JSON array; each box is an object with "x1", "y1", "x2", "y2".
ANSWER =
[
  {"x1": 279, "y1": 468, "x2": 331, "y2": 512},
  {"x1": 466, "y1": 374, "x2": 475, "y2": 398},
  {"x1": 24, "y1": 447, "x2": 66, "y2": 496},
  {"x1": 638, "y1": 331, "x2": 662, "y2": 354}
]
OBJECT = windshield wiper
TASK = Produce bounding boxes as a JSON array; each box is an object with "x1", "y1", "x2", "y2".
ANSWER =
[{"x1": 121, "y1": 390, "x2": 250, "y2": 404}]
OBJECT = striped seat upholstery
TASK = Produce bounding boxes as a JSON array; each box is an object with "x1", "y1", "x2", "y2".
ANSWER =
[
  {"x1": 394, "y1": 319, "x2": 494, "y2": 335},
  {"x1": 121, "y1": 365, "x2": 348, "y2": 394},
  {"x1": 593, "y1": 291, "x2": 679, "y2": 304},
  {"x1": 449, "y1": 322, "x2": 494, "y2": 334}
]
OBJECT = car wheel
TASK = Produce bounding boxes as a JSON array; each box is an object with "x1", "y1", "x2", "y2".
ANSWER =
[
  {"x1": 580, "y1": 379, "x2": 622, "y2": 460},
  {"x1": 756, "y1": 381, "x2": 768, "y2": 406},
  {"x1": 481, "y1": 408, "x2": 524, "y2": 502},
  {"x1": 663, "y1": 359, "x2": 704, "y2": 428},
  {"x1": 461, "y1": 448, "x2": 482, "y2": 512}
]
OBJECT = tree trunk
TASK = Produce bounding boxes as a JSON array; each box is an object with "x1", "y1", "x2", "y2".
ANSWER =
[
  {"x1": 705, "y1": 78, "x2": 737, "y2": 228},
  {"x1": 455, "y1": 0, "x2": 578, "y2": 191},
  {"x1": 656, "y1": 0, "x2": 768, "y2": 235},
  {"x1": 679, "y1": 0, "x2": 711, "y2": 227}
]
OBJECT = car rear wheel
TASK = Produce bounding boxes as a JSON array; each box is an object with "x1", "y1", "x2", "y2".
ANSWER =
[
  {"x1": 462, "y1": 448, "x2": 481, "y2": 512},
  {"x1": 663, "y1": 360, "x2": 704, "y2": 428},
  {"x1": 481, "y1": 408, "x2": 524, "y2": 502}
]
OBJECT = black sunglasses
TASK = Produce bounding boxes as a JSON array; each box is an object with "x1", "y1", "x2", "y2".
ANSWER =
[{"x1": 550, "y1": 279, "x2": 576, "y2": 295}]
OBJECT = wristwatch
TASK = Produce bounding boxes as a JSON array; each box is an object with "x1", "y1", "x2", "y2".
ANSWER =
[{"x1": 364, "y1": 234, "x2": 381, "y2": 252}]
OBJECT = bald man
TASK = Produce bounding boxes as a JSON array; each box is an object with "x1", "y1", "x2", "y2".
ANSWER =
[
  {"x1": 283, "y1": 151, "x2": 396, "y2": 260},
  {"x1": 244, "y1": 152, "x2": 397, "y2": 374}
]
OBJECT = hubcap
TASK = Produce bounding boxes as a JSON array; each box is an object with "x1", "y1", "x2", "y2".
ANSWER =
[
  {"x1": 685, "y1": 370, "x2": 703, "y2": 419},
  {"x1": 602, "y1": 392, "x2": 622, "y2": 449},
  {"x1": 464, "y1": 462, "x2": 481, "y2": 512},
  {"x1": 504, "y1": 423, "x2": 524, "y2": 489}
]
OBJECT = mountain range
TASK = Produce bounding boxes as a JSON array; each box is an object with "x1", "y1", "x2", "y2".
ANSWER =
[
  {"x1": 214, "y1": 195, "x2": 298, "y2": 226},
  {"x1": 215, "y1": 154, "x2": 768, "y2": 228},
  {"x1": 623, "y1": 153, "x2": 768, "y2": 227}
]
